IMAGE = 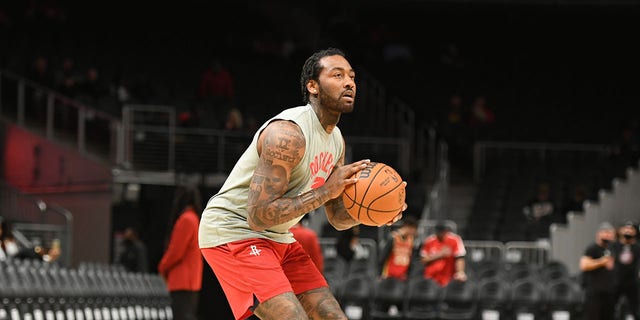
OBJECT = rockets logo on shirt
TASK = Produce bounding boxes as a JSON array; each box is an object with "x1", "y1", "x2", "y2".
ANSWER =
[{"x1": 309, "y1": 151, "x2": 335, "y2": 189}]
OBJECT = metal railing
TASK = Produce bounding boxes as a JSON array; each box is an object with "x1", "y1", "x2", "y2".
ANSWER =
[
  {"x1": 422, "y1": 141, "x2": 449, "y2": 222},
  {"x1": 464, "y1": 240, "x2": 506, "y2": 264},
  {"x1": 319, "y1": 237, "x2": 378, "y2": 266},
  {"x1": 121, "y1": 104, "x2": 415, "y2": 178},
  {"x1": 1, "y1": 69, "x2": 425, "y2": 181},
  {"x1": 0, "y1": 70, "x2": 124, "y2": 166}
]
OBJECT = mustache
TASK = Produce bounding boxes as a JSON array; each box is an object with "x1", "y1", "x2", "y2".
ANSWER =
[{"x1": 342, "y1": 89, "x2": 355, "y2": 97}]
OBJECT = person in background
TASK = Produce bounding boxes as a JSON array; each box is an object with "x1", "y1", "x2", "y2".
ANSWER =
[
  {"x1": 0, "y1": 217, "x2": 20, "y2": 260},
  {"x1": 336, "y1": 224, "x2": 369, "y2": 264},
  {"x1": 419, "y1": 222, "x2": 467, "y2": 287},
  {"x1": 379, "y1": 215, "x2": 419, "y2": 281},
  {"x1": 1, "y1": 217, "x2": 60, "y2": 263},
  {"x1": 580, "y1": 222, "x2": 616, "y2": 320},
  {"x1": 523, "y1": 182, "x2": 557, "y2": 240},
  {"x1": 117, "y1": 226, "x2": 149, "y2": 273},
  {"x1": 289, "y1": 215, "x2": 324, "y2": 273},
  {"x1": 196, "y1": 58, "x2": 236, "y2": 125},
  {"x1": 158, "y1": 186, "x2": 204, "y2": 320},
  {"x1": 611, "y1": 220, "x2": 640, "y2": 320}
]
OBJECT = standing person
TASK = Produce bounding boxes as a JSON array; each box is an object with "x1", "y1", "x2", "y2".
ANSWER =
[
  {"x1": 419, "y1": 222, "x2": 467, "y2": 287},
  {"x1": 117, "y1": 227, "x2": 149, "y2": 273},
  {"x1": 611, "y1": 220, "x2": 640, "y2": 319},
  {"x1": 580, "y1": 222, "x2": 616, "y2": 320},
  {"x1": 158, "y1": 186, "x2": 204, "y2": 320},
  {"x1": 290, "y1": 215, "x2": 324, "y2": 273},
  {"x1": 379, "y1": 215, "x2": 419, "y2": 281},
  {"x1": 199, "y1": 47, "x2": 406, "y2": 320}
]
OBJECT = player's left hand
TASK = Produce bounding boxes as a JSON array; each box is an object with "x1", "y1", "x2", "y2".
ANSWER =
[{"x1": 385, "y1": 182, "x2": 408, "y2": 226}]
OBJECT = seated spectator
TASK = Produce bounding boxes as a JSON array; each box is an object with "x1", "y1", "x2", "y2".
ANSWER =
[
  {"x1": 54, "y1": 56, "x2": 80, "y2": 98},
  {"x1": 0, "y1": 217, "x2": 20, "y2": 260},
  {"x1": 197, "y1": 58, "x2": 234, "y2": 103},
  {"x1": 419, "y1": 222, "x2": 467, "y2": 287},
  {"x1": 468, "y1": 95, "x2": 496, "y2": 140},
  {"x1": 1, "y1": 217, "x2": 61, "y2": 263},
  {"x1": 117, "y1": 227, "x2": 149, "y2": 273},
  {"x1": 379, "y1": 215, "x2": 419, "y2": 280},
  {"x1": 223, "y1": 107, "x2": 244, "y2": 131},
  {"x1": 77, "y1": 66, "x2": 107, "y2": 105},
  {"x1": 523, "y1": 182, "x2": 558, "y2": 240},
  {"x1": 27, "y1": 55, "x2": 54, "y2": 87},
  {"x1": 561, "y1": 184, "x2": 588, "y2": 216},
  {"x1": 195, "y1": 58, "x2": 235, "y2": 127}
]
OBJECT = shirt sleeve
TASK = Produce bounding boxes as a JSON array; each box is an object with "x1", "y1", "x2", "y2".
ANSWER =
[{"x1": 452, "y1": 234, "x2": 466, "y2": 258}]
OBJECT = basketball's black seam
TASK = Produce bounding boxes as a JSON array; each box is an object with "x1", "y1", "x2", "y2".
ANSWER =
[
  {"x1": 366, "y1": 181, "x2": 404, "y2": 216},
  {"x1": 359, "y1": 164, "x2": 387, "y2": 223}
]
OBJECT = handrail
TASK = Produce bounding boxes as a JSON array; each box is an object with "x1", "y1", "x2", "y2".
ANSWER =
[
  {"x1": 0, "y1": 69, "x2": 120, "y2": 122},
  {"x1": 0, "y1": 69, "x2": 123, "y2": 165},
  {"x1": 0, "y1": 180, "x2": 73, "y2": 267}
]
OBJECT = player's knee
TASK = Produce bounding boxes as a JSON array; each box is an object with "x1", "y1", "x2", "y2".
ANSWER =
[{"x1": 254, "y1": 292, "x2": 308, "y2": 320}]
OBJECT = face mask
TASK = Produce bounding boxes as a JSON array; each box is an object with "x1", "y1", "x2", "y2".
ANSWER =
[{"x1": 623, "y1": 233, "x2": 634, "y2": 240}]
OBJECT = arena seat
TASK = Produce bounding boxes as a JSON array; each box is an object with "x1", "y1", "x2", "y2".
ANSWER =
[
  {"x1": 404, "y1": 278, "x2": 442, "y2": 320},
  {"x1": 323, "y1": 256, "x2": 348, "y2": 280},
  {"x1": 338, "y1": 275, "x2": 374, "y2": 320},
  {"x1": 543, "y1": 278, "x2": 582, "y2": 320},
  {"x1": 439, "y1": 279, "x2": 478, "y2": 320},
  {"x1": 369, "y1": 277, "x2": 406, "y2": 320},
  {"x1": 476, "y1": 277, "x2": 511, "y2": 320},
  {"x1": 509, "y1": 277, "x2": 544, "y2": 319}
]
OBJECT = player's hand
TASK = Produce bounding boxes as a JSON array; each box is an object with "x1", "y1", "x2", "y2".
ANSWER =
[
  {"x1": 385, "y1": 212, "x2": 403, "y2": 226},
  {"x1": 602, "y1": 255, "x2": 614, "y2": 270},
  {"x1": 385, "y1": 181, "x2": 408, "y2": 226},
  {"x1": 323, "y1": 159, "x2": 371, "y2": 199},
  {"x1": 454, "y1": 271, "x2": 468, "y2": 281}
]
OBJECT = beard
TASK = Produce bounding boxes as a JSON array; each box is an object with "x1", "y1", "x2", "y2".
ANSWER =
[{"x1": 318, "y1": 88, "x2": 355, "y2": 114}]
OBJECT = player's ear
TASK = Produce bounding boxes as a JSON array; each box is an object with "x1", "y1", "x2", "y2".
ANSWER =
[{"x1": 307, "y1": 80, "x2": 318, "y2": 95}]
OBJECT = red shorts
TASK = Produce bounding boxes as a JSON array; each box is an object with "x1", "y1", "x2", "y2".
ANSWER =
[{"x1": 201, "y1": 238, "x2": 328, "y2": 320}]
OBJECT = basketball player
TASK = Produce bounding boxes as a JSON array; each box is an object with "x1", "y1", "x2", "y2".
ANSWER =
[{"x1": 199, "y1": 48, "x2": 407, "y2": 320}]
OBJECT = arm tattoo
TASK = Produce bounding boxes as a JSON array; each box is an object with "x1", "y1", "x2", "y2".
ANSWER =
[
  {"x1": 325, "y1": 197, "x2": 359, "y2": 230},
  {"x1": 247, "y1": 121, "x2": 331, "y2": 231}
]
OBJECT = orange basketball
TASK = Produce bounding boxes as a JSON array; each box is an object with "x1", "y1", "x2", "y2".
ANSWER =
[{"x1": 342, "y1": 162, "x2": 405, "y2": 226}]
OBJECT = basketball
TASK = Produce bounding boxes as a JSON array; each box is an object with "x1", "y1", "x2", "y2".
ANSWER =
[{"x1": 342, "y1": 162, "x2": 406, "y2": 226}]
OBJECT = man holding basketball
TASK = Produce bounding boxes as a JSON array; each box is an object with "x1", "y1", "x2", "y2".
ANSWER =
[{"x1": 199, "y1": 47, "x2": 407, "y2": 320}]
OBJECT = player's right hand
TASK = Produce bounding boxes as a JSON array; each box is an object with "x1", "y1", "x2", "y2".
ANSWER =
[{"x1": 323, "y1": 159, "x2": 370, "y2": 199}]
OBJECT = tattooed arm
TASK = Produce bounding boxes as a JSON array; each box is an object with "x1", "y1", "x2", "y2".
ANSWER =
[
  {"x1": 246, "y1": 120, "x2": 369, "y2": 232},
  {"x1": 324, "y1": 150, "x2": 360, "y2": 231}
]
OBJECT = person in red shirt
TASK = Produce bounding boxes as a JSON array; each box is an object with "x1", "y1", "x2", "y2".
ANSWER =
[
  {"x1": 158, "y1": 186, "x2": 204, "y2": 320},
  {"x1": 197, "y1": 58, "x2": 235, "y2": 101},
  {"x1": 379, "y1": 215, "x2": 419, "y2": 280},
  {"x1": 419, "y1": 223, "x2": 467, "y2": 287},
  {"x1": 289, "y1": 216, "x2": 324, "y2": 273}
]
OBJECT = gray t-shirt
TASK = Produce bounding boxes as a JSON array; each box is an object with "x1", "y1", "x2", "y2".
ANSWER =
[{"x1": 199, "y1": 104, "x2": 344, "y2": 248}]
